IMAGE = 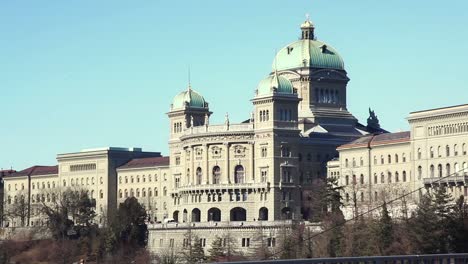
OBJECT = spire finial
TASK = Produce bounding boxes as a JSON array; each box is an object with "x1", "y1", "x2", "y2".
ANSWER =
[
  {"x1": 187, "y1": 65, "x2": 192, "y2": 91},
  {"x1": 306, "y1": 13, "x2": 310, "y2": 22}
]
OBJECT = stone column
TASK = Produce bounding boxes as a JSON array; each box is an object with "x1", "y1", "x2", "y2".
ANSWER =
[
  {"x1": 204, "y1": 144, "x2": 209, "y2": 184},
  {"x1": 190, "y1": 146, "x2": 195, "y2": 185},
  {"x1": 249, "y1": 142, "x2": 255, "y2": 182},
  {"x1": 224, "y1": 143, "x2": 230, "y2": 184}
]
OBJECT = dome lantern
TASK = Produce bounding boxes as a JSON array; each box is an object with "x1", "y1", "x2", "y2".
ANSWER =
[{"x1": 300, "y1": 14, "x2": 315, "y2": 40}]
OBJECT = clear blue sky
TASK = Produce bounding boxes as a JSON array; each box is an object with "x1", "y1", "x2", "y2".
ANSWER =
[{"x1": 1, "y1": 0, "x2": 467, "y2": 170}]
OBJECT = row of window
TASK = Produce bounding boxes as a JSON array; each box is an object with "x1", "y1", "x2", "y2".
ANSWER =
[
  {"x1": 345, "y1": 171, "x2": 409, "y2": 185},
  {"x1": 428, "y1": 122, "x2": 468, "y2": 137},
  {"x1": 173, "y1": 122, "x2": 183, "y2": 133},
  {"x1": 315, "y1": 88, "x2": 340, "y2": 104},
  {"x1": 417, "y1": 144, "x2": 467, "y2": 159},
  {"x1": 70, "y1": 163, "x2": 96, "y2": 172},
  {"x1": 118, "y1": 187, "x2": 167, "y2": 199},
  {"x1": 345, "y1": 153, "x2": 408, "y2": 168},
  {"x1": 298, "y1": 153, "x2": 333, "y2": 163},
  {"x1": 119, "y1": 173, "x2": 167, "y2": 184}
]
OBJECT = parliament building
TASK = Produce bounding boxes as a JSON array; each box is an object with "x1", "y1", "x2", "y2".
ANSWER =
[{"x1": 2, "y1": 17, "x2": 467, "y2": 255}]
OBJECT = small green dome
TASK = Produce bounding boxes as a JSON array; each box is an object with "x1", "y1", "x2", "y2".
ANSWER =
[
  {"x1": 272, "y1": 39, "x2": 344, "y2": 71},
  {"x1": 172, "y1": 88, "x2": 207, "y2": 109},
  {"x1": 256, "y1": 74, "x2": 294, "y2": 96}
]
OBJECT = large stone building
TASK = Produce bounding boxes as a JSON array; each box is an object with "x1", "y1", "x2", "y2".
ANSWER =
[
  {"x1": 2, "y1": 17, "x2": 467, "y2": 255},
  {"x1": 329, "y1": 104, "x2": 468, "y2": 219}
]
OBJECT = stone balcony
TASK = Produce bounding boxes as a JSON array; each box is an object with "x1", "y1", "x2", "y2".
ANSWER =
[
  {"x1": 174, "y1": 182, "x2": 270, "y2": 193},
  {"x1": 147, "y1": 220, "x2": 321, "y2": 231},
  {"x1": 183, "y1": 123, "x2": 254, "y2": 136},
  {"x1": 423, "y1": 175, "x2": 468, "y2": 186}
]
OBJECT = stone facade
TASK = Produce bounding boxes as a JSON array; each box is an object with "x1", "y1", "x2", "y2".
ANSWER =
[{"x1": 330, "y1": 104, "x2": 468, "y2": 219}]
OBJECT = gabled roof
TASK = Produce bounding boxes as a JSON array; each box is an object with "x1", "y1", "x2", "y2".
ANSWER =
[
  {"x1": 118, "y1": 156, "x2": 170, "y2": 170},
  {"x1": 8, "y1": 165, "x2": 58, "y2": 178},
  {"x1": 370, "y1": 131, "x2": 410, "y2": 147},
  {"x1": 338, "y1": 131, "x2": 410, "y2": 150}
]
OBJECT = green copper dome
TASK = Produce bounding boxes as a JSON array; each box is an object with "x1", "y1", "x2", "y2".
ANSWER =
[
  {"x1": 272, "y1": 39, "x2": 344, "y2": 71},
  {"x1": 172, "y1": 88, "x2": 207, "y2": 109},
  {"x1": 256, "y1": 74, "x2": 294, "y2": 96}
]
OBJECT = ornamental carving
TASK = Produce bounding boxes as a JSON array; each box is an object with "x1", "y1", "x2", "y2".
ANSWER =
[
  {"x1": 211, "y1": 146, "x2": 222, "y2": 159},
  {"x1": 233, "y1": 145, "x2": 247, "y2": 158},
  {"x1": 195, "y1": 147, "x2": 203, "y2": 160}
]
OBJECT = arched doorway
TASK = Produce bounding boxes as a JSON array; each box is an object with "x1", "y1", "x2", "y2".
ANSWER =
[
  {"x1": 230, "y1": 207, "x2": 247, "y2": 221},
  {"x1": 258, "y1": 207, "x2": 268, "y2": 221},
  {"x1": 208, "y1": 207, "x2": 221, "y2": 222},
  {"x1": 281, "y1": 207, "x2": 292, "y2": 220},
  {"x1": 192, "y1": 208, "x2": 201, "y2": 222},
  {"x1": 234, "y1": 165, "x2": 245, "y2": 184},
  {"x1": 173, "y1": 210, "x2": 179, "y2": 222}
]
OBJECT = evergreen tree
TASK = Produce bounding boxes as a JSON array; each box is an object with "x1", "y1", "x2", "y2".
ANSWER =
[
  {"x1": 182, "y1": 229, "x2": 206, "y2": 264},
  {"x1": 432, "y1": 186, "x2": 453, "y2": 253},
  {"x1": 208, "y1": 236, "x2": 226, "y2": 262},
  {"x1": 447, "y1": 195, "x2": 468, "y2": 252},
  {"x1": 409, "y1": 194, "x2": 440, "y2": 253},
  {"x1": 376, "y1": 202, "x2": 393, "y2": 254}
]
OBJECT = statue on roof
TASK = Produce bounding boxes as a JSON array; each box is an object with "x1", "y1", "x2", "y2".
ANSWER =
[{"x1": 367, "y1": 108, "x2": 381, "y2": 129}]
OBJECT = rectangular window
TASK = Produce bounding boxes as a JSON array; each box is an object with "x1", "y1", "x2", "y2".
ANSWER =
[{"x1": 242, "y1": 238, "x2": 250, "y2": 247}]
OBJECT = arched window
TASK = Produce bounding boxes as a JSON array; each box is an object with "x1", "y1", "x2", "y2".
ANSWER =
[
  {"x1": 381, "y1": 155, "x2": 384, "y2": 164},
  {"x1": 345, "y1": 159, "x2": 349, "y2": 167},
  {"x1": 395, "y1": 154, "x2": 399, "y2": 163},
  {"x1": 374, "y1": 173, "x2": 378, "y2": 184},
  {"x1": 374, "y1": 156, "x2": 377, "y2": 165},
  {"x1": 119, "y1": 189, "x2": 122, "y2": 198},
  {"x1": 403, "y1": 171, "x2": 407, "y2": 182},
  {"x1": 196, "y1": 167, "x2": 203, "y2": 185},
  {"x1": 124, "y1": 189, "x2": 128, "y2": 198},
  {"x1": 136, "y1": 188, "x2": 140, "y2": 197},
  {"x1": 360, "y1": 174, "x2": 364, "y2": 184},
  {"x1": 454, "y1": 144, "x2": 459, "y2": 156},
  {"x1": 131, "y1": 176, "x2": 134, "y2": 183},
  {"x1": 463, "y1": 162, "x2": 468, "y2": 175},
  {"x1": 430, "y1": 165, "x2": 435, "y2": 177},
  {"x1": 345, "y1": 175, "x2": 349, "y2": 185},
  {"x1": 430, "y1": 147, "x2": 434, "y2": 158},
  {"x1": 438, "y1": 164, "x2": 443, "y2": 177},
  {"x1": 119, "y1": 176, "x2": 122, "y2": 184},
  {"x1": 155, "y1": 187, "x2": 158, "y2": 197},
  {"x1": 388, "y1": 172, "x2": 392, "y2": 183},
  {"x1": 130, "y1": 188, "x2": 134, "y2": 197},
  {"x1": 463, "y1": 144, "x2": 467, "y2": 155},
  {"x1": 352, "y1": 158, "x2": 356, "y2": 167},
  {"x1": 446, "y1": 163, "x2": 451, "y2": 176},
  {"x1": 418, "y1": 148, "x2": 422, "y2": 159},
  {"x1": 234, "y1": 165, "x2": 245, "y2": 184},
  {"x1": 100, "y1": 190, "x2": 104, "y2": 199},
  {"x1": 163, "y1": 187, "x2": 167, "y2": 196},
  {"x1": 395, "y1": 172, "x2": 399, "y2": 182},
  {"x1": 137, "y1": 175, "x2": 140, "y2": 183},
  {"x1": 446, "y1": 145, "x2": 450, "y2": 157},
  {"x1": 455, "y1": 163, "x2": 460, "y2": 175},
  {"x1": 212, "y1": 166, "x2": 221, "y2": 184},
  {"x1": 438, "y1": 146, "x2": 441, "y2": 157},
  {"x1": 388, "y1": 155, "x2": 392, "y2": 164}
]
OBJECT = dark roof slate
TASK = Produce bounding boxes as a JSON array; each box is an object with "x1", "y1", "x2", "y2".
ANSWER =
[
  {"x1": 118, "y1": 156, "x2": 170, "y2": 170},
  {"x1": 9, "y1": 165, "x2": 58, "y2": 178}
]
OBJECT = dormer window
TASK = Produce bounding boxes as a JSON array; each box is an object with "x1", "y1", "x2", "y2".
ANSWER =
[{"x1": 287, "y1": 47, "x2": 293, "y2": 54}]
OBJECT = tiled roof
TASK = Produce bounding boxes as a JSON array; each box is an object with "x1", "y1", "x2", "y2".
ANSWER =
[
  {"x1": 118, "y1": 156, "x2": 170, "y2": 170},
  {"x1": 370, "y1": 131, "x2": 410, "y2": 147},
  {"x1": 338, "y1": 131, "x2": 410, "y2": 150},
  {"x1": 8, "y1": 165, "x2": 58, "y2": 178},
  {"x1": 0, "y1": 169, "x2": 16, "y2": 177}
]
